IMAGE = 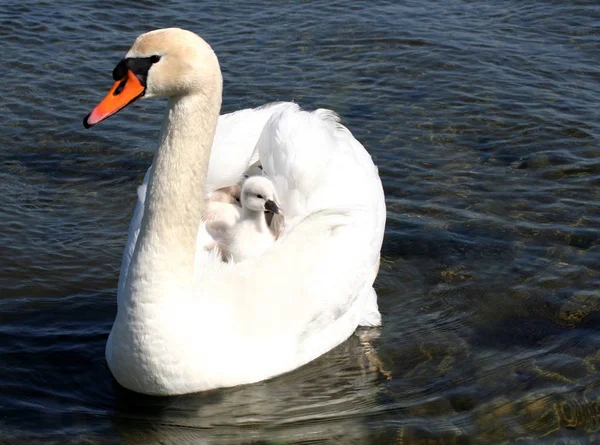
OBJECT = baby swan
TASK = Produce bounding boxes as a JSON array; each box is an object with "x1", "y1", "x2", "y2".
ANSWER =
[
  {"x1": 220, "y1": 176, "x2": 283, "y2": 263},
  {"x1": 205, "y1": 185, "x2": 242, "y2": 230}
]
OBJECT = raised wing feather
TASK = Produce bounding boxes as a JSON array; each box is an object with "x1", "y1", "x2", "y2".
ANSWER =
[{"x1": 204, "y1": 106, "x2": 386, "y2": 370}]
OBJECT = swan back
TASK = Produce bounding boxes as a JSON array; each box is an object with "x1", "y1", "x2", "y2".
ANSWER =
[{"x1": 200, "y1": 108, "x2": 385, "y2": 375}]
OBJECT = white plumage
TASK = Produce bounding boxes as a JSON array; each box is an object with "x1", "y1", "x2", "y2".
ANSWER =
[{"x1": 86, "y1": 28, "x2": 385, "y2": 395}]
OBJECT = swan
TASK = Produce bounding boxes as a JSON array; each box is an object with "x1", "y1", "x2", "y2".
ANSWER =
[
  {"x1": 204, "y1": 185, "x2": 241, "y2": 229},
  {"x1": 220, "y1": 176, "x2": 282, "y2": 263},
  {"x1": 83, "y1": 28, "x2": 386, "y2": 395},
  {"x1": 209, "y1": 185, "x2": 241, "y2": 205}
]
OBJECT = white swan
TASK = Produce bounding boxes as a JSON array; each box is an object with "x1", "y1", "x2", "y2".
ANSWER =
[
  {"x1": 84, "y1": 28, "x2": 386, "y2": 395},
  {"x1": 220, "y1": 176, "x2": 282, "y2": 263},
  {"x1": 204, "y1": 185, "x2": 241, "y2": 231},
  {"x1": 208, "y1": 185, "x2": 241, "y2": 207}
]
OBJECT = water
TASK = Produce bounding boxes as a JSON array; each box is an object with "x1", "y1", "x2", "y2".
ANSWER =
[{"x1": 1, "y1": 0, "x2": 600, "y2": 443}]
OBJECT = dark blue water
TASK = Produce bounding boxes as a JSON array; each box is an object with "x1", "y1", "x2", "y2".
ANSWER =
[{"x1": 2, "y1": 1, "x2": 600, "y2": 443}]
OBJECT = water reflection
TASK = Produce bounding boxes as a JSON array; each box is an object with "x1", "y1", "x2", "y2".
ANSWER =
[{"x1": 111, "y1": 330, "x2": 388, "y2": 444}]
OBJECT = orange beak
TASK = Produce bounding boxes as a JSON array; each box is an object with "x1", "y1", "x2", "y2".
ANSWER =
[{"x1": 83, "y1": 70, "x2": 145, "y2": 128}]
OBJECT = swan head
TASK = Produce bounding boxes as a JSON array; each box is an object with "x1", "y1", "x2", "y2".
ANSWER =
[
  {"x1": 84, "y1": 28, "x2": 222, "y2": 128},
  {"x1": 241, "y1": 177, "x2": 281, "y2": 215}
]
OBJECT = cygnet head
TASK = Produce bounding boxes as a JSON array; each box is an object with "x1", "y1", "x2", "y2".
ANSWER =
[
  {"x1": 241, "y1": 177, "x2": 281, "y2": 214},
  {"x1": 210, "y1": 185, "x2": 241, "y2": 204},
  {"x1": 84, "y1": 28, "x2": 222, "y2": 128}
]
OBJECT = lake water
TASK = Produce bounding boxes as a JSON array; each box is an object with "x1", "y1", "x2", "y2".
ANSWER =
[{"x1": 2, "y1": 0, "x2": 600, "y2": 443}]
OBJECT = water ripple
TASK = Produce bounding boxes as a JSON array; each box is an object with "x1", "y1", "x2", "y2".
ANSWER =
[{"x1": 1, "y1": 0, "x2": 600, "y2": 443}]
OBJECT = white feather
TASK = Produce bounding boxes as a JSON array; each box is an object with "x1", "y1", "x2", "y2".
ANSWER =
[{"x1": 100, "y1": 29, "x2": 385, "y2": 395}]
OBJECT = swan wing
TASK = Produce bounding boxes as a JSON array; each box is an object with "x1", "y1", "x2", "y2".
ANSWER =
[
  {"x1": 256, "y1": 107, "x2": 386, "y2": 331},
  {"x1": 116, "y1": 167, "x2": 150, "y2": 304},
  {"x1": 206, "y1": 102, "x2": 300, "y2": 191},
  {"x1": 195, "y1": 107, "x2": 386, "y2": 385}
]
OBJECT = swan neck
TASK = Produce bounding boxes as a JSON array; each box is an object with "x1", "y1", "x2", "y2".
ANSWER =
[{"x1": 130, "y1": 91, "x2": 221, "y2": 291}]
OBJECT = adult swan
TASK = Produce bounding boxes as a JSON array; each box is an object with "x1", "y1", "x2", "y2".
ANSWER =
[{"x1": 84, "y1": 28, "x2": 386, "y2": 395}]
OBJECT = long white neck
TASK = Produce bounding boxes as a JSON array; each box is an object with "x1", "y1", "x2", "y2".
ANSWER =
[{"x1": 124, "y1": 89, "x2": 221, "y2": 302}]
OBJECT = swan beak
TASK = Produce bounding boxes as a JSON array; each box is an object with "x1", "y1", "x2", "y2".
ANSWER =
[
  {"x1": 265, "y1": 200, "x2": 281, "y2": 214},
  {"x1": 83, "y1": 70, "x2": 145, "y2": 128}
]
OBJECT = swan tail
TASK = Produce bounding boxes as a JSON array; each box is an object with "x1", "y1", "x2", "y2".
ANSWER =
[{"x1": 358, "y1": 287, "x2": 382, "y2": 327}]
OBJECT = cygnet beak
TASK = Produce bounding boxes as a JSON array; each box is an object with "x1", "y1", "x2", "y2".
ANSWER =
[{"x1": 264, "y1": 200, "x2": 281, "y2": 214}]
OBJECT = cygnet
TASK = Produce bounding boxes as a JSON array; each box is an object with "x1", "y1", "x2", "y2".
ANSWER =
[{"x1": 220, "y1": 176, "x2": 283, "y2": 262}]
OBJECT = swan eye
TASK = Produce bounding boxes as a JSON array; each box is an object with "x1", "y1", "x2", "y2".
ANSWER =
[
  {"x1": 113, "y1": 56, "x2": 163, "y2": 83},
  {"x1": 256, "y1": 194, "x2": 264, "y2": 200}
]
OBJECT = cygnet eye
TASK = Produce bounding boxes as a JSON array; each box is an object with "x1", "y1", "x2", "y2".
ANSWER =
[{"x1": 256, "y1": 194, "x2": 264, "y2": 200}]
